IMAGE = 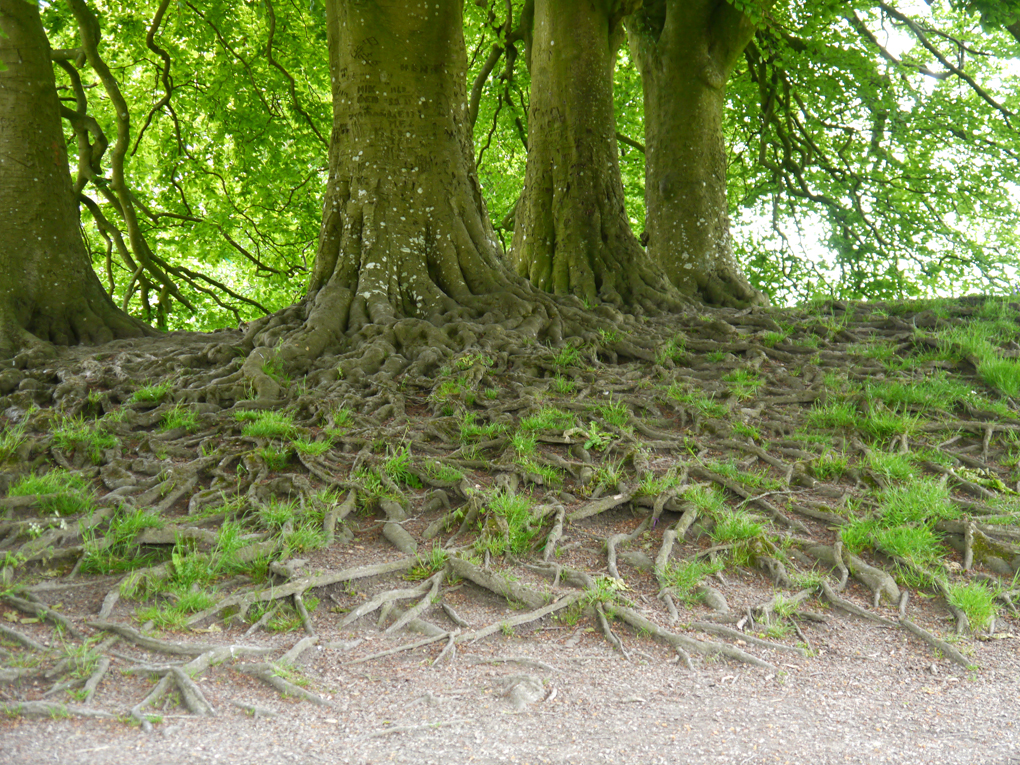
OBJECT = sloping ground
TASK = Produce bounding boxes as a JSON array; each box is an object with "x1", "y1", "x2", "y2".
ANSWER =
[{"x1": 0, "y1": 296, "x2": 1019, "y2": 761}]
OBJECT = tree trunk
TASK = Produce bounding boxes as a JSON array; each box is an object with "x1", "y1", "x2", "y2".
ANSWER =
[
  {"x1": 0, "y1": 0, "x2": 149, "y2": 355},
  {"x1": 629, "y1": 0, "x2": 767, "y2": 308},
  {"x1": 510, "y1": 0, "x2": 679, "y2": 313},
  {"x1": 253, "y1": 0, "x2": 583, "y2": 386}
]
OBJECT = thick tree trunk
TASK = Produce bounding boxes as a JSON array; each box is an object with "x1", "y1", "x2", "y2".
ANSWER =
[
  {"x1": 289, "y1": 0, "x2": 515, "y2": 357},
  {"x1": 629, "y1": 0, "x2": 766, "y2": 308},
  {"x1": 510, "y1": 0, "x2": 679, "y2": 313},
  {"x1": 0, "y1": 0, "x2": 149, "y2": 355}
]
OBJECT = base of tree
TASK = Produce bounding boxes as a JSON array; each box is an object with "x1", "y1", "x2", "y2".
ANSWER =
[{"x1": 1, "y1": 295, "x2": 1018, "y2": 724}]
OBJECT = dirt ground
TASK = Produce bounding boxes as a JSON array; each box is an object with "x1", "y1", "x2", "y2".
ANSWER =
[{"x1": 2, "y1": 545, "x2": 1019, "y2": 765}]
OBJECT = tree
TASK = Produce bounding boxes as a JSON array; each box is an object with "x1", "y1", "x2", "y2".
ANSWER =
[
  {"x1": 244, "y1": 0, "x2": 604, "y2": 398},
  {"x1": 509, "y1": 0, "x2": 680, "y2": 313},
  {"x1": 0, "y1": 0, "x2": 148, "y2": 354},
  {"x1": 628, "y1": 0, "x2": 770, "y2": 307}
]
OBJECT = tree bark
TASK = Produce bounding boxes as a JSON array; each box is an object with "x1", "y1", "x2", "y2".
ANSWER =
[
  {"x1": 247, "y1": 0, "x2": 591, "y2": 386},
  {"x1": 510, "y1": 0, "x2": 680, "y2": 313},
  {"x1": 281, "y1": 0, "x2": 522, "y2": 361},
  {"x1": 628, "y1": 0, "x2": 767, "y2": 308},
  {"x1": 0, "y1": 0, "x2": 149, "y2": 355}
]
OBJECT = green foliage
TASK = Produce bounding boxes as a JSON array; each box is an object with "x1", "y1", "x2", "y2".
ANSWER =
[
  {"x1": 384, "y1": 445, "x2": 422, "y2": 488},
  {"x1": 161, "y1": 404, "x2": 198, "y2": 432},
  {"x1": 519, "y1": 407, "x2": 574, "y2": 433},
  {"x1": 663, "y1": 558, "x2": 724, "y2": 604},
  {"x1": 460, "y1": 413, "x2": 506, "y2": 441},
  {"x1": 80, "y1": 507, "x2": 165, "y2": 575},
  {"x1": 877, "y1": 479, "x2": 958, "y2": 525},
  {"x1": 259, "y1": 498, "x2": 299, "y2": 530},
  {"x1": 595, "y1": 399, "x2": 630, "y2": 428},
  {"x1": 946, "y1": 581, "x2": 1000, "y2": 632},
  {"x1": 408, "y1": 544, "x2": 449, "y2": 580},
  {"x1": 667, "y1": 385, "x2": 729, "y2": 418},
  {"x1": 806, "y1": 400, "x2": 858, "y2": 430},
  {"x1": 256, "y1": 445, "x2": 291, "y2": 471},
  {"x1": 292, "y1": 437, "x2": 332, "y2": 456},
  {"x1": 866, "y1": 451, "x2": 916, "y2": 482},
  {"x1": 9, "y1": 470, "x2": 94, "y2": 516},
  {"x1": 723, "y1": 368, "x2": 764, "y2": 400},
  {"x1": 132, "y1": 382, "x2": 171, "y2": 403},
  {"x1": 710, "y1": 511, "x2": 765, "y2": 545},
  {"x1": 238, "y1": 410, "x2": 296, "y2": 439},
  {"x1": 811, "y1": 452, "x2": 850, "y2": 480},
  {"x1": 424, "y1": 460, "x2": 465, "y2": 484},
  {"x1": 636, "y1": 469, "x2": 684, "y2": 497},
  {"x1": 52, "y1": 416, "x2": 118, "y2": 463},
  {"x1": 0, "y1": 420, "x2": 26, "y2": 462},
  {"x1": 478, "y1": 490, "x2": 541, "y2": 557},
  {"x1": 656, "y1": 335, "x2": 687, "y2": 365}
]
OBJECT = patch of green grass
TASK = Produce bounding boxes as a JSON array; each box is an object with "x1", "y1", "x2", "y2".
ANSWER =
[
  {"x1": 384, "y1": 445, "x2": 422, "y2": 488},
  {"x1": 812, "y1": 453, "x2": 850, "y2": 480},
  {"x1": 511, "y1": 431, "x2": 537, "y2": 456},
  {"x1": 239, "y1": 410, "x2": 296, "y2": 439},
  {"x1": 946, "y1": 581, "x2": 1000, "y2": 632},
  {"x1": 866, "y1": 451, "x2": 916, "y2": 482},
  {"x1": 80, "y1": 507, "x2": 165, "y2": 575},
  {"x1": 761, "y1": 330, "x2": 788, "y2": 348},
  {"x1": 662, "y1": 558, "x2": 724, "y2": 604},
  {"x1": 595, "y1": 399, "x2": 630, "y2": 428},
  {"x1": 52, "y1": 416, "x2": 118, "y2": 463},
  {"x1": 351, "y1": 467, "x2": 394, "y2": 505},
  {"x1": 453, "y1": 353, "x2": 493, "y2": 371},
  {"x1": 460, "y1": 413, "x2": 506, "y2": 441},
  {"x1": 731, "y1": 421, "x2": 761, "y2": 440},
  {"x1": 517, "y1": 457, "x2": 562, "y2": 486},
  {"x1": 161, "y1": 404, "x2": 198, "y2": 432},
  {"x1": 878, "y1": 478, "x2": 958, "y2": 525},
  {"x1": 132, "y1": 382, "x2": 171, "y2": 403},
  {"x1": 0, "y1": 421, "x2": 27, "y2": 461},
  {"x1": 9, "y1": 470, "x2": 94, "y2": 516},
  {"x1": 551, "y1": 376, "x2": 575, "y2": 395},
  {"x1": 580, "y1": 574, "x2": 625, "y2": 607},
  {"x1": 861, "y1": 407, "x2": 922, "y2": 440},
  {"x1": 978, "y1": 357, "x2": 1020, "y2": 398},
  {"x1": 636, "y1": 469, "x2": 684, "y2": 497},
  {"x1": 553, "y1": 345, "x2": 582, "y2": 368},
  {"x1": 292, "y1": 437, "x2": 332, "y2": 456},
  {"x1": 706, "y1": 350, "x2": 729, "y2": 362},
  {"x1": 710, "y1": 510, "x2": 765, "y2": 545},
  {"x1": 840, "y1": 516, "x2": 878, "y2": 555},
  {"x1": 256, "y1": 445, "x2": 291, "y2": 471},
  {"x1": 423, "y1": 461, "x2": 464, "y2": 483},
  {"x1": 259, "y1": 498, "x2": 299, "y2": 530},
  {"x1": 806, "y1": 400, "x2": 858, "y2": 430},
  {"x1": 598, "y1": 329, "x2": 619, "y2": 346},
  {"x1": 667, "y1": 385, "x2": 728, "y2": 418},
  {"x1": 656, "y1": 335, "x2": 687, "y2": 365},
  {"x1": 480, "y1": 490, "x2": 541, "y2": 556},
  {"x1": 283, "y1": 523, "x2": 328, "y2": 555},
  {"x1": 850, "y1": 340, "x2": 897, "y2": 361},
  {"x1": 866, "y1": 373, "x2": 973, "y2": 412},
  {"x1": 683, "y1": 484, "x2": 726, "y2": 515},
  {"x1": 723, "y1": 368, "x2": 764, "y2": 400},
  {"x1": 519, "y1": 407, "x2": 574, "y2": 433},
  {"x1": 408, "y1": 543, "x2": 449, "y2": 581},
  {"x1": 705, "y1": 459, "x2": 783, "y2": 491},
  {"x1": 875, "y1": 525, "x2": 945, "y2": 571}
]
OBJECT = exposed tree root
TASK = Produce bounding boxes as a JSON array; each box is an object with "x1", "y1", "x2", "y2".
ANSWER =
[{"x1": 1, "y1": 295, "x2": 1019, "y2": 720}]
